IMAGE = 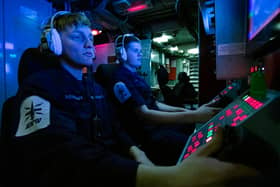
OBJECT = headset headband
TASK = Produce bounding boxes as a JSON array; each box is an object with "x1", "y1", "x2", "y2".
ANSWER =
[
  {"x1": 50, "y1": 11, "x2": 70, "y2": 29},
  {"x1": 115, "y1": 33, "x2": 135, "y2": 48}
]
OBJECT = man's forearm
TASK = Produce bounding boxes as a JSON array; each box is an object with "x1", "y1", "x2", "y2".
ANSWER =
[
  {"x1": 138, "y1": 106, "x2": 199, "y2": 125},
  {"x1": 156, "y1": 101, "x2": 187, "y2": 112}
]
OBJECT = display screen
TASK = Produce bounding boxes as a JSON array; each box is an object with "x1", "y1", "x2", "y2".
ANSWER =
[{"x1": 248, "y1": 0, "x2": 280, "y2": 40}]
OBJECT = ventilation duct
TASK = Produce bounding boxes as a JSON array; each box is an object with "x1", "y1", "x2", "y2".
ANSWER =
[{"x1": 112, "y1": 0, "x2": 131, "y2": 16}]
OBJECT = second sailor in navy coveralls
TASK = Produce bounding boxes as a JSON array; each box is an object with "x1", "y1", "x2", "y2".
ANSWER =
[{"x1": 109, "y1": 34, "x2": 222, "y2": 165}]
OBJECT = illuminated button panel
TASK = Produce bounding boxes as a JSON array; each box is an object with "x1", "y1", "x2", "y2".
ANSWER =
[
  {"x1": 211, "y1": 84, "x2": 236, "y2": 103},
  {"x1": 181, "y1": 95, "x2": 265, "y2": 160},
  {"x1": 182, "y1": 122, "x2": 219, "y2": 159}
]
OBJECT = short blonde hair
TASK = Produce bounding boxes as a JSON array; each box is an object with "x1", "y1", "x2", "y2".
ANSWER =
[{"x1": 52, "y1": 12, "x2": 91, "y2": 32}]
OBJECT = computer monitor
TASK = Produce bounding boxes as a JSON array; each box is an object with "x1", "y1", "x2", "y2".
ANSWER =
[
  {"x1": 248, "y1": 0, "x2": 280, "y2": 40},
  {"x1": 247, "y1": 0, "x2": 280, "y2": 57}
]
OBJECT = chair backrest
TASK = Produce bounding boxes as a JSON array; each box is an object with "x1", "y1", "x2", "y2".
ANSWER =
[
  {"x1": 18, "y1": 48, "x2": 59, "y2": 85},
  {"x1": 94, "y1": 63, "x2": 120, "y2": 88},
  {"x1": 0, "y1": 96, "x2": 16, "y2": 141},
  {"x1": 0, "y1": 48, "x2": 62, "y2": 187},
  {"x1": 1, "y1": 48, "x2": 59, "y2": 140}
]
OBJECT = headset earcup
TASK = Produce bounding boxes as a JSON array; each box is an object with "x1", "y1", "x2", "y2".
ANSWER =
[
  {"x1": 50, "y1": 29, "x2": 62, "y2": 55},
  {"x1": 120, "y1": 47, "x2": 127, "y2": 61},
  {"x1": 45, "y1": 28, "x2": 62, "y2": 55}
]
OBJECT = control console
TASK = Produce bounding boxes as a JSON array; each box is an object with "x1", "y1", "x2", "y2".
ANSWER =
[{"x1": 178, "y1": 90, "x2": 280, "y2": 185}]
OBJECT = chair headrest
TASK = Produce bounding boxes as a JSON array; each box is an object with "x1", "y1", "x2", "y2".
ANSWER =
[
  {"x1": 95, "y1": 63, "x2": 120, "y2": 87},
  {"x1": 18, "y1": 48, "x2": 59, "y2": 85}
]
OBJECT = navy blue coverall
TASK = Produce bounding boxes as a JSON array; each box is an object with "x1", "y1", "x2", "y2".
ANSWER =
[
  {"x1": 109, "y1": 65, "x2": 193, "y2": 165},
  {"x1": 5, "y1": 66, "x2": 139, "y2": 187}
]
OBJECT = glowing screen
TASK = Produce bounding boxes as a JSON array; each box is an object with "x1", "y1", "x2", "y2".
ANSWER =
[{"x1": 248, "y1": 0, "x2": 280, "y2": 40}]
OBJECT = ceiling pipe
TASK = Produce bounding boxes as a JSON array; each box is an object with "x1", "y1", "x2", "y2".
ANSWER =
[{"x1": 91, "y1": 0, "x2": 133, "y2": 32}]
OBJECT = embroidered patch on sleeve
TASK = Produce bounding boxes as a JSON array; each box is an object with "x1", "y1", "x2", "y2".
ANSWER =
[
  {"x1": 113, "y1": 81, "x2": 131, "y2": 104},
  {"x1": 16, "y1": 96, "x2": 50, "y2": 137}
]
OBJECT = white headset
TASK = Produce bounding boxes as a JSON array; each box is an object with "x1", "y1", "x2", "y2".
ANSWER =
[
  {"x1": 43, "y1": 11, "x2": 70, "y2": 55},
  {"x1": 115, "y1": 33, "x2": 136, "y2": 61}
]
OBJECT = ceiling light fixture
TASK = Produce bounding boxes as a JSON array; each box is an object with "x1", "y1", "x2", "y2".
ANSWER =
[
  {"x1": 91, "y1": 29, "x2": 102, "y2": 36},
  {"x1": 169, "y1": 46, "x2": 178, "y2": 51},
  {"x1": 152, "y1": 34, "x2": 173, "y2": 43},
  {"x1": 127, "y1": 4, "x2": 148, "y2": 12},
  {"x1": 127, "y1": 0, "x2": 151, "y2": 13},
  {"x1": 179, "y1": 50, "x2": 184, "y2": 53},
  {"x1": 187, "y1": 47, "x2": 199, "y2": 54}
]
